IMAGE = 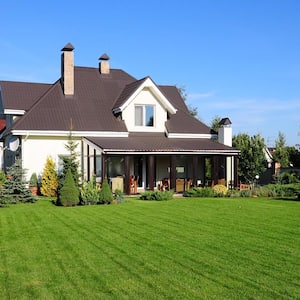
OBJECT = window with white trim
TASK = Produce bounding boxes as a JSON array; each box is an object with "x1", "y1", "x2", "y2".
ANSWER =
[{"x1": 134, "y1": 105, "x2": 154, "y2": 127}]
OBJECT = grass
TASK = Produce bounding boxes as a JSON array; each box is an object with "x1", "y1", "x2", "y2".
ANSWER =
[{"x1": 0, "y1": 197, "x2": 299, "y2": 299}]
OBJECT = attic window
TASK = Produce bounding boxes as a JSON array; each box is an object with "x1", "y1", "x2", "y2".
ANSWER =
[{"x1": 135, "y1": 105, "x2": 154, "y2": 127}]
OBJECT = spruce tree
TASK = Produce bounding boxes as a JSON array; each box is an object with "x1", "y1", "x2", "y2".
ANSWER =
[
  {"x1": 0, "y1": 159, "x2": 35, "y2": 205},
  {"x1": 58, "y1": 168, "x2": 79, "y2": 206},
  {"x1": 99, "y1": 178, "x2": 113, "y2": 204},
  {"x1": 62, "y1": 125, "x2": 80, "y2": 187},
  {"x1": 58, "y1": 124, "x2": 81, "y2": 198},
  {"x1": 41, "y1": 156, "x2": 58, "y2": 197}
]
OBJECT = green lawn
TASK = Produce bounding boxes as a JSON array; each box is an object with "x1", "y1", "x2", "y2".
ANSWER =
[{"x1": 0, "y1": 197, "x2": 299, "y2": 299}]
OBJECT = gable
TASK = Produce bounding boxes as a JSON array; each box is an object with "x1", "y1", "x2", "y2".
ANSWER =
[{"x1": 113, "y1": 77, "x2": 177, "y2": 115}]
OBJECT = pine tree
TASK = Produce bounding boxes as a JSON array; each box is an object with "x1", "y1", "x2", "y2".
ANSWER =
[
  {"x1": 41, "y1": 156, "x2": 58, "y2": 197},
  {"x1": 0, "y1": 159, "x2": 35, "y2": 205},
  {"x1": 58, "y1": 168, "x2": 79, "y2": 206}
]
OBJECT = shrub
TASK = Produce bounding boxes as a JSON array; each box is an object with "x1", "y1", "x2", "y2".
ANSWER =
[
  {"x1": 253, "y1": 186, "x2": 272, "y2": 197},
  {"x1": 80, "y1": 178, "x2": 99, "y2": 205},
  {"x1": 212, "y1": 184, "x2": 228, "y2": 197},
  {"x1": 0, "y1": 171, "x2": 6, "y2": 186},
  {"x1": 140, "y1": 190, "x2": 174, "y2": 201},
  {"x1": 239, "y1": 189, "x2": 252, "y2": 197},
  {"x1": 183, "y1": 187, "x2": 214, "y2": 198},
  {"x1": 114, "y1": 189, "x2": 125, "y2": 203},
  {"x1": 227, "y1": 189, "x2": 242, "y2": 198},
  {"x1": 276, "y1": 171, "x2": 300, "y2": 184},
  {"x1": 58, "y1": 168, "x2": 79, "y2": 206},
  {"x1": 266, "y1": 183, "x2": 300, "y2": 198},
  {"x1": 41, "y1": 156, "x2": 58, "y2": 197},
  {"x1": 98, "y1": 178, "x2": 113, "y2": 204}
]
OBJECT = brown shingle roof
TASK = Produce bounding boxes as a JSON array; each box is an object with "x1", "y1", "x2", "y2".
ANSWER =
[
  {"x1": 0, "y1": 81, "x2": 51, "y2": 110},
  {"x1": 9, "y1": 67, "x2": 135, "y2": 132},
  {"x1": 3, "y1": 65, "x2": 214, "y2": 136},
  {"x1": 86, "y1": 132, "x2": 239, "y2": 154},
  {"x1": 112, "y1": 77, "x2": 148, "y2": 111}
]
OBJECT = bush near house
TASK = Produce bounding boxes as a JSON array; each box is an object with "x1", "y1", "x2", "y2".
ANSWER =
[
  {"x1": 98, "y1": 178, "x2": 113, "y2": 204},
  {"x1": 58, "y1": 168, "x2": 79, "y2": 206},
  {"x1": 212, "y1": 184, "x2": 228, "y2": 197},
  {"x1": 80, "y1": 177, "x2": 99, "y2": 205},
  {"x1": 140, "y1": 190, "x2": 174, "y2": 201},
  {"x1": 183, "y1": 183, "x2": 300, "y2": 200},
  {"x1": 41, "y1": 156, "x2": 58, "y2": 197},
  {"x1": 183, "y1": 187, "x2": 215, "y2": 198},
  {"x1": 0, "y1": 170, "x2": 6, "y2": 186}
]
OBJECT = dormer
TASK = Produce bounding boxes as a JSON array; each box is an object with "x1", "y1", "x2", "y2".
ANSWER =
[{"x1": 113, "y1": 77, "x2": 177, "y2": 132}]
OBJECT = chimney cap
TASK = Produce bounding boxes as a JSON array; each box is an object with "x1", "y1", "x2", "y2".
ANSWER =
[
  {"x1": 61, "y1": 43, "x2": 74, "y2": 51},
  {"x1": 99, "y1": 53, "x2": 110, "y2": 61},
  {"x1": 219, "y1": 117, "x2": 232, "y2": 126}
]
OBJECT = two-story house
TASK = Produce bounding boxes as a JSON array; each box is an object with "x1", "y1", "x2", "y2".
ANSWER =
[{"x1": 0, "y1": 43, "x2": 239, "y2": 194}]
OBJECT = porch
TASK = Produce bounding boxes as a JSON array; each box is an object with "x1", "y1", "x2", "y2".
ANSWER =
[
  {"x1": 83, "y1": 133, "x2": 240, "y2": 195},
  {"x1": 84, "y1": 150, "x2": 239, "y2": 195}
]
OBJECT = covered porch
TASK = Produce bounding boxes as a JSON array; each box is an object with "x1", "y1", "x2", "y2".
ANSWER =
[{"x1": 83, "y1": 133, "x2": 239, "y2": 195}]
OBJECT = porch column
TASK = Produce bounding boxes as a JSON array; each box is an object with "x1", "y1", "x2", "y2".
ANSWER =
[
  {"x1": 170, "y1": 156, "x2": 176, "y2": 190},
  {"x1": 124, "y1": 155, "x2": 131, "y2": 195},
  {"x1": 234, "y1": 156, "x2": 239, "y2": 188},
  {"x1": 101, "y1": 154, "x2": 106, "y2": 183},
  {"x1": 212, "y1": 156, "x2": 219, "y2": 186},
  {"x1": 147, "y1": 155, "x2": 155, "y2": 191},
  {"x1": 192, "y1": 155, "x2": 198, "y2": 187}
]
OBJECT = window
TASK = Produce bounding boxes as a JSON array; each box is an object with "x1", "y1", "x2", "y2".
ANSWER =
[{"x1": 135, "y1": 105, "x2": 154, "y2": 127}]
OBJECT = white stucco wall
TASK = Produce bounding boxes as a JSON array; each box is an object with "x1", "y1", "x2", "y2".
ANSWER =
[
  {"x1": 122, "y1": 88, "x2": 167, "y2": 132},
  {"x1": 21, "y1": 135, "x2": 81, "y2": 180}
]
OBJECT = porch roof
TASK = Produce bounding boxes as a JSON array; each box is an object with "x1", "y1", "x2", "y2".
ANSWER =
[{"x1": 85, "y1": 133, "x2": 240, "y2": 155}]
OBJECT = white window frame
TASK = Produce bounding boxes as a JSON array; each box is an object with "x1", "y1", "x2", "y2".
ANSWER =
[{"x1": 134, "y1": 105, "x2": 155, "y2": 127}]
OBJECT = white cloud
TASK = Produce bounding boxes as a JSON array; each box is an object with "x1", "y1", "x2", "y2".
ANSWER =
[{"x1": 187, "y1": 91, "x2": 216, "y2": 100}]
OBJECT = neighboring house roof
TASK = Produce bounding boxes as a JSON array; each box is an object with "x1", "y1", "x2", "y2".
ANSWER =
[{"x1": 85, "y1": 133, "x2": 239, "y2": 155}]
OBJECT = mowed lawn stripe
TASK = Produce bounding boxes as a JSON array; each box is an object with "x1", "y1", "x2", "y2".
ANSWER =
[{"x1": 0, "y1": 197, "x2": 299, "y2": 299}]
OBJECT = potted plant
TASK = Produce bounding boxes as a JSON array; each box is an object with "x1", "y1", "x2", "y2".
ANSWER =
[{"x1": 29, "y1": 172, "x2": 38, "y2": 195}]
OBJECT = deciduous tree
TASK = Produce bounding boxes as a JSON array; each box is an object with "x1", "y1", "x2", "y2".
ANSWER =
[
  {"x1": 233, "y1": 133, "x2": 266, "y2": 184},
  {"x1": 272, "y1": 131, "x2": 289, "y2": 168}
]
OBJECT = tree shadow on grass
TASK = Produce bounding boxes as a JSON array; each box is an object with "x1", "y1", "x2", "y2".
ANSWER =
[{"x1": 271, "y1": 196, "x2": 300, "y2": 202}]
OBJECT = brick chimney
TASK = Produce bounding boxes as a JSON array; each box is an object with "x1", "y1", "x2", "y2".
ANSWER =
[
  {"x1": 61, "y1": 43, "x2": 74, "y2": 96},
  {"x1": 99, "y1": 53, "x2": 110, "y2": 74}
]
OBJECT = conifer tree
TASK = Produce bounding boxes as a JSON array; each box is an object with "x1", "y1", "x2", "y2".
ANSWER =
[
  {"x1": 58, "y1": 168, "x2": 79, "y2": 206},
  {"x1": 41, "y1": 156, "x2": 58, "y2": 197},
  {"x1": 58, "y1": 122, "x2": 81, "y2": 200},
  {"x1": 61, "y1": 123, "x2": 81, "y2": 187},
  {"x1": 98, "y1": 178, "x2": 113, "y2": 204},
  {"x1": 0, "y1": 159, "x2": 35, "y2": 204}
]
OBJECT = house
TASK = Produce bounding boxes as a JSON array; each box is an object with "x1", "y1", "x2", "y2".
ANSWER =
[{"x1": 0, "y1": 43, "x2": 240, "y2": 194}]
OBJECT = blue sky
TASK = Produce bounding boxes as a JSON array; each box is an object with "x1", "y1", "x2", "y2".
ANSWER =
[{"x1": 1, "y1": 0, "x2": 300, "y2": 146}]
